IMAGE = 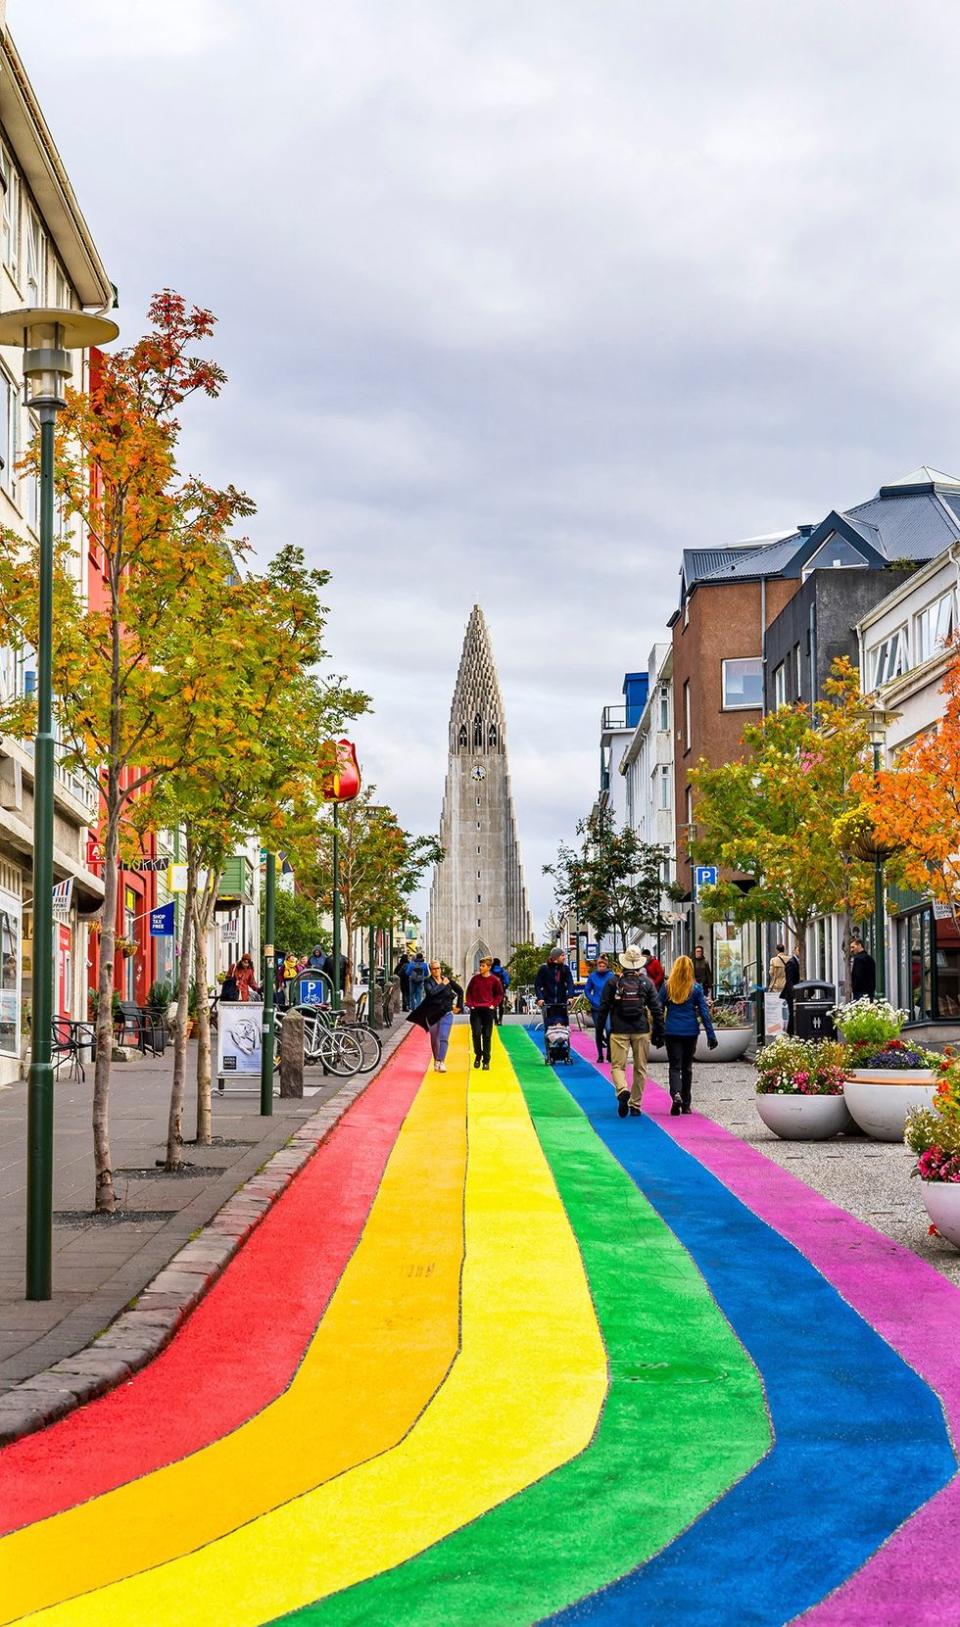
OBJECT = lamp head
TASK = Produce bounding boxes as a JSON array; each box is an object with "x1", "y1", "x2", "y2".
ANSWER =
[{"x1": 0, "y1": 307, "x2": 119, "y2": 409}]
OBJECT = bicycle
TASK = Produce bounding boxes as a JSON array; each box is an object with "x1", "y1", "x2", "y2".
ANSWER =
[{"x1": 273, "y1": 1007, "x2": 363, "y2": 1077}]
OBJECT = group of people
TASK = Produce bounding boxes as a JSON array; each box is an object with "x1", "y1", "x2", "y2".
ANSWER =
[
  {"x1": 768, "y1": 935, "x2": 877, "y2": 1033},
  {"x1": 578, "y1": 944, "x2": 717, "y2": 1116},
  {"x1": 404, "y1": 952, "x2": 512, "y2": 1069}
]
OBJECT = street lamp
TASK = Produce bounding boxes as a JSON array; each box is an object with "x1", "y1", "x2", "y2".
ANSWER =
[
  {"x1": 0, "y1": 308, "x2": 119, "y2": 1300},
  {"x1": 867, "y1": 707, "x2": 890, "y2": 1000}
]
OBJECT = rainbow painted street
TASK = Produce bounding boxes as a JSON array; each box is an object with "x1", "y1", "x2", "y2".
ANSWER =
[{"x1": 1, "y1": 1024, "x2": 958, "y2": 1626}]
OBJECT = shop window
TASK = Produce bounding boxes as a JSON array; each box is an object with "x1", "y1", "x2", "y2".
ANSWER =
[
  {"x1": 722, "y1": 657, "x2": 763, "y2": 710},
  {"x1": 0, "y1": 887, "x2": 21, "y2": 1057},
  {"x1": 934, "y1": 909, "x2": 960, "y2": 1019},
  {"x1": 124, "y1": 887, "x2": 137, "y2": 1001}
]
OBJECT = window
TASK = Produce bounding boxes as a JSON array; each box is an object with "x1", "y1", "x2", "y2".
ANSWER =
[
  {"x1": 458, "y1": 724, "x2": 468, "y2": 749},
  {"x1": 0, "y1": 369, "x2": 16, "y2": 494},
  {"x1": 773, "y1": 663, "x2": 787, "y2": 709},
  {"x1": 794, "y1": 642, "x2": 802, "y2": 696},
  {"x1": 658, "y1": 686, "x2": 669, "y2": 732},
  {"x1": 488, "y1": 721, "x2": 498, "y2": 747},
  {"x1": 800, "y1": 532, "x2": 868, "y2": 579},
  {"x1": 0, "y1": 887, "x2": 21, "y2": 1058},
  {"x1": 683, "y1": 680, "x2": 691, "y2": 750},
  {"x1": 915, "y1": 592, "x2": 957, "y2": 664},
  {"x1": 1, "y1": 152, "x2": 19, "y2": 275},
  {"x1": 23, "y1": 411, "x2": 39, "y2": 532},
  {"x1": 473, "y1": 713, "x2": 483, "y2": 747},
  {"x1": 722, "y1": 657, "x2": 763, "y2": 709},
  {"x1": 869, "y1": 628, "x2": 909, "y2": 687},
  {"x1": 24, "y1": 208, "x2": 44, "y2": 304},
  {"x1": 658, "y1": 764, "x2": 671, "y2": 809}
]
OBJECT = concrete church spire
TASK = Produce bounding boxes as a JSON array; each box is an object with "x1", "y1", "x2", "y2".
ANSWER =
[{"x1": 427, "y1": 606, "x2": 533, "y2": 984}]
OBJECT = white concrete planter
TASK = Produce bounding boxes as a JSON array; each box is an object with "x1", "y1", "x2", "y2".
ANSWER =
[
  {"x1": 647, "y1": 1028, "x2": 752, "y2": 1065},
  {"x1": 842, "y1": 1071, "x2": 939, "y2": 1142},
  {"x1": 921, "y1": 1182, "x2": 960, "y2": 1250},
  {"x1": 755, "y1": 1091, "x2": 853, "y2": 1140}
]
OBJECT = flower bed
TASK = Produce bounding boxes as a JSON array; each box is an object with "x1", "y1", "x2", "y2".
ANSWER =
[
  {"x1": 755, "y1": 1037, "x2": 852, "y2": 1139},
  {"x1": 905, "y1": 1056, "x2": 960, "y2": 1248}
]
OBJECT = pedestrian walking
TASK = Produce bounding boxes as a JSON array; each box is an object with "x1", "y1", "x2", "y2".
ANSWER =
[
  {"x1": 641, "y1": 947, "x2": 665, "y2": 990},
  {"x1": 584, "y1": 954, "x2": 614, "y2": 1062},
  {"x1": 534, "y1": 947, "x2": 575, "y2": 1027},
  {"x1": 783, "y1": 946, "x2": 801, "y2": 1035},
  {"x1": 490, "y1": 957, "x2": 510, "y2": 1024},
  {"x1": 394, "y1": 952, "x2": 411, "y2": 1011},
  {"x1": 767, "y1": 943, "x2": 789, "y2": 993},
  {"x1": 307, "y1": 944, "x2": 326, "y2": 969},
  {"x1": 406, "y1": 951, "x2": 430, "y2": 1011},
  {"x1": 693, "y1": 944, "x2": 713, "y2": 998},
  {"x1": 406, "y1": 961, "x2": 458, "y2": 1070},
  {"x1": 659, "y1": 954, "x2": 717, "y2": 1115},
  {"x1": 465, "y1": 956, "x2": 504, "y2": 1069},
  {"x1": 229, "y1": 952, "x2": 261, "y2": 1003},
  {"x1": 849, "y1": 936, "x2": 877, "y2": 1000},
  {"x1": 599, "y1": 945, "x2": 662, "y2": 1119}
]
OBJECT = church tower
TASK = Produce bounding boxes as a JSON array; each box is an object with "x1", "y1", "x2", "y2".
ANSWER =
[{"x1": 427, "y1": 606, "x2": 533, "y2": 984}]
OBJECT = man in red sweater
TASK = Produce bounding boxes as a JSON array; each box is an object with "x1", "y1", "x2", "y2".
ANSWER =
[{"x1": 465, "y1": 957, "x2": 504, "y2": 1070}]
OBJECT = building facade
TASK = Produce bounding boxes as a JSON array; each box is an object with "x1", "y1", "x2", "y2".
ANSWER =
[
  {"x1": 619, "y1": 643, "x2": 675, "y2": 958},
  {"x1": 427, "y1": 606, "x2": 532, "y2": 983},
  {"x1": 0, "y1": 16, "x2": 114, "y2": 1078}
]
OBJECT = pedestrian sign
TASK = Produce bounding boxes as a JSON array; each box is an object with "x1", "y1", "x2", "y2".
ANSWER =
[{"x1": 694, "y1": 865, "x2": 718, "y2": 894}]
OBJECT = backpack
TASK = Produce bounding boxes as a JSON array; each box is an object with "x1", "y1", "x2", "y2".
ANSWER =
[
  {"x1": 615, "y1": 971, "x2": 650, "y2": 1029},
  {"x1": 408, "y1": 960, "x2": 428, "y2": 987}
]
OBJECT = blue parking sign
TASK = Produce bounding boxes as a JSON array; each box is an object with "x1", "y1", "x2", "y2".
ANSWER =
[
  {"x1": 694, "y1": 865, "x2": 718, "y2": 893},
  {"x1": 297, "y1": 975, "x2": 328, "y2": 1006}
]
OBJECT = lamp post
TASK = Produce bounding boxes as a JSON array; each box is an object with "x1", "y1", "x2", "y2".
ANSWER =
[
  {"x1": 0, "y1": 308, "x2": 119, "y2": 1300},
  {"x1": 331, "y1": 802, "x2": 341, "y2": 1009},
  {"x1": 259, "y1": 849, "x2": 276, "y2": 1115},
  {"x1": 867, "y1": 708, "x2": 889, "y2": 1000}
]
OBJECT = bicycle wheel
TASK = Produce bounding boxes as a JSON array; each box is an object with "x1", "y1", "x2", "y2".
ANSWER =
[
  {"x1": 341, "y1": 1022, "x2": 382, "y2": 1074},
  {"x1": 316, "y1": 1026, "x2": 364, "y2": 1077}
]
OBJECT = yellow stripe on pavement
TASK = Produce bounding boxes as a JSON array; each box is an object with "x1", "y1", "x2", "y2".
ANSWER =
[
  {"x1": 0, "y1": 1032, "x2": 468, "y2": 1622},
  {"x1": 25, "y1": 1029, "x2": 606, "y2": 1626}
]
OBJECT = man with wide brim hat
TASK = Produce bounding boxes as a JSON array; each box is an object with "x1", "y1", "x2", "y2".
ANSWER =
[{"x1": 599, "y1": 944, "x2": 662, "y2": 1118}]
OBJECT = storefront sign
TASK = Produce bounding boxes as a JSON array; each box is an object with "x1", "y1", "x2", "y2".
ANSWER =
[
  {"x1": 168, "y1": 864, "x2": 189, "y2": 893},
  {"x1": 220, "y1": 915, "x2": 240, "y2": 943},
  {"x1": 52, "y1": 878, "x2": 74, "y2": 920},
  {"x1": 218, "y1": 1001, "x2": 264, "y2": 1077},
  {"x1": 150, "y1": 902, "x2": 175, "y2": 937}
]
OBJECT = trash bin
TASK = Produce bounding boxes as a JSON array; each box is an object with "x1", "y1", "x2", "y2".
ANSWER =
[{"x1": 792, "y1": 981, "x2": 837, "y2": 1042}]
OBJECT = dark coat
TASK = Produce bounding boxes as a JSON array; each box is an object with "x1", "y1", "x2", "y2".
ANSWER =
[
  {"x1": 783, "y1": 955, "x2": 801, "y2": 1001},
  {"x1": 534, "y1": 962, "x2": 575, "y2": 1006},
  {"x1": 408, "y1": 979, "x2": 458, "y2": 1029},
  {"x1": 850, "y1": 950, "x2": 877, "y2": 999},
  {"x1": 600, "y1": 971, "x2": 662, "y2": 1037}
]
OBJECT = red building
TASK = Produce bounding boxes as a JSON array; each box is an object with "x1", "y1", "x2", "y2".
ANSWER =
[{"x1": 84, "y1": 348, "x2": 159, "y2": 1009}]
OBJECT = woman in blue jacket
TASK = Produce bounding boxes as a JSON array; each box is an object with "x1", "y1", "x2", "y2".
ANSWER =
[
  {"x1": 658, "y1": 954, "x2": 717, "y2": 1115},
  {"x1": 584, "y1": 954, "x2": 614, "y2": 1063}
]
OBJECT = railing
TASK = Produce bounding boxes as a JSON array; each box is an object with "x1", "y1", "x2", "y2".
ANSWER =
[{"x1": 601, "y1": 705, "x2": 627, "y2": 731}]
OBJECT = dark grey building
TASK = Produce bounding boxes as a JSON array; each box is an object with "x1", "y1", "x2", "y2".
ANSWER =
[{"x1": 763, "y1": 565, "x2": 918, "y2": 712}]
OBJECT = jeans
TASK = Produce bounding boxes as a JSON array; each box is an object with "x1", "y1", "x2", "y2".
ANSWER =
[
  {"x1": 666, "y1": 1034, "x2": 697, "y2": 1107},
  {"x1": 429, "y1": 1011, "x2": 453, "y2": 1062},
  {"x1": 470, "y1": 1007, "x2": 495, "y2": 1064},
  {"x1": 592, "y1": 1009, "x2": 608, "y2": 1059},
  {"x1": 408, "y1": 981, "x2": 425, "y2": 1012},
  {"x1": 609, "y1": 1032, "x2": 649, "y2": 1104}
]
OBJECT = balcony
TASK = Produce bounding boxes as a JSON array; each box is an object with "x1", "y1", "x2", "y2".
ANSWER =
[{"x1": 601, "y1": 705, "x2": 627, "y2": 731}]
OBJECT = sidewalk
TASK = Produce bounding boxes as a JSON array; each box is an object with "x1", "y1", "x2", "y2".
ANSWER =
[{"x1": 0, "y1": 1021, "x2": 408, "y2": 1397}]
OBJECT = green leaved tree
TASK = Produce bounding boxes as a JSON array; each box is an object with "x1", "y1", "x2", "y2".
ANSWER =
[{"x1": 544, "y1": 807, "x2": 669, "y2": 950}]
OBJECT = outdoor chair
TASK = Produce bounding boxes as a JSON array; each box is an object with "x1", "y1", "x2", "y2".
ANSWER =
[
  {"x1": 115, "y1": 1001, "x2": 166, "y2": 1057},
  {"x1": 52, "y1": 1015, "x2": 93, "y2": 1083}
]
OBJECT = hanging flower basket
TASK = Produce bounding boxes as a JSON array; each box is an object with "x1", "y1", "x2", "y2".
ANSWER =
[{"x1": 115, "y1": 937, "x2": 138, "y2": 958}]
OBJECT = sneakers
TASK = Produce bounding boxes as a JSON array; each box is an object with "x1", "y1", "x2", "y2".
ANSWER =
[
  {"x1": 681, "y1": 1103, "x2": 692, "y2": 1115},
  {"x1": 617, "y1": 1089, "x2": 630, "y2": 1118},
  {"x1": 670, "y1": 1098, "x2": 682, "y2": 1117},
  {"x1": 437, "y1": 1062, "x2": 446, "y2": 1073},
  {"x1": 474, "y1": 1056, "x2": 481, "y2": 1069},
  {"x1": 482, "y1": 1061, "x2": 490, "y2": 1070}
]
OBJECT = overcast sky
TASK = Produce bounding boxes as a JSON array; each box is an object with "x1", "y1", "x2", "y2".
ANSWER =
[{"x1": 13, "y1": 0, "x2": 960, "y2": 930}]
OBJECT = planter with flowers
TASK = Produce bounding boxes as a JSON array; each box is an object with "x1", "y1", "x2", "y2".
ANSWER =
[
  {"x1": 905, "y1": 1056, "x2": 960, "y2": 1249},
  {"x1": 755, "y1": 1036, "x2": 853, "y2": 1139},
  {"x1": 835, "y1": 998, "x2": 940, "y2": 1142}
]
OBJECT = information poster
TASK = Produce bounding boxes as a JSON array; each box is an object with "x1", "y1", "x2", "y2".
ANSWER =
[
  {"x1": 764, "y1": 993, "x2": 788, "y2": 1038},
  {"x1": 218, "y1": 1000, "x2": 264, "y2": 1077}
]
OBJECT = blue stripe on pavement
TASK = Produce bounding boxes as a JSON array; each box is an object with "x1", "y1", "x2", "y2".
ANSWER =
[{"x1": 531, "y1": 1038, "x2": 957, "y2": 1627}]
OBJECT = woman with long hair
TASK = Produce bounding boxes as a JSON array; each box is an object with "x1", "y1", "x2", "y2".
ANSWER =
[{"x1": 658, "y1": 954, "x2": 717, "y2": 1116}]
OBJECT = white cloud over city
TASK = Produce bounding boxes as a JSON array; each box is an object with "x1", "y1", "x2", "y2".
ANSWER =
[{"x1": 13, "y1": 0, "x2": 960, "y2": 928}]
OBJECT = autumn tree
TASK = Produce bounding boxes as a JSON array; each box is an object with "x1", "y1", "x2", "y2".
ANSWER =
[
  {"x1": 507, "y1": 941, "x2": 554, "y2": 989},
  {"x1": 302, "y1": 789, "x2": 441, "y2": 990},
  {"x1": 858, "y1": 641, "x2": 960, "y2": 931},
  {"x1": 0, "y1": 293, "x2": 251, "y2": 1210},
  {"x1": 690, "y1": 660, "x2": 874, "y2": 974},
  {"x1": 544, "y1": 807, "x2": 669, "y2": 950},
  {"x1": 145, "y1": 547, "x2": 367, "y2": 1161}
]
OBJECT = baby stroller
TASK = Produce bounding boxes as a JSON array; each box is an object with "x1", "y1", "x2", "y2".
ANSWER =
[{"x1": 542, "y1": 1001, "x2": 572, "y2": 1066}]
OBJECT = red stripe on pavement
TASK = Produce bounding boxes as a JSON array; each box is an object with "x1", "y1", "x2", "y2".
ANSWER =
[{"x1": 0, "y1": 1029, "x2": 428, "y2": 1536}]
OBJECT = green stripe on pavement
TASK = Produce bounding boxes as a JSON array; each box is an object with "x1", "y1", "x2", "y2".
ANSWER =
[{"x1": 278, "y1": 1026, "x2": 770, "y2": 1626}]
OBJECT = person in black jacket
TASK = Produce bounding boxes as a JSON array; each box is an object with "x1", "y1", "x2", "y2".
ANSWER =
[
  {"x1": 850, "y1": 937, "x2": 877, "y2": 1000},
  {"x1": 407, "y1": 961, "x2": 458, "y2": 1070},
  {"x1": 784, "y1": 948, "x2": 801, "y2": 1035},
  {"x1": 599, "y1": 944, "x2": 663, "y2": 1119},
  {"x1": 534, "y1": 949, "x2": 575, "y2": 1025}
]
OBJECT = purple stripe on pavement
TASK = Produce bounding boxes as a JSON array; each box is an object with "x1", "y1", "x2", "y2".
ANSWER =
[{"x1": 569, "y1": 1029, "x2": 960, "y2": 1624}]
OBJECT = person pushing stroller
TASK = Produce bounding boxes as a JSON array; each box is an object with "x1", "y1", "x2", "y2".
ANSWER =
[
  {"x1": 599, "y1": 945, "x2": 663, "y2": 1118},
  {"x1": 535, "y1": 948, "x2": 575, "y2": 1064}
]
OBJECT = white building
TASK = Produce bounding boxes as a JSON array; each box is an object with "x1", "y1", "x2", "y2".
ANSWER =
[
  {"x1": 856, "y1": 542, "x2": 960, "y2": 1031},
  {"x1": 619, "y1": 643, "x2": 677, "y2": 957},
  {"x1": 0, "y1": 13, "x2": 114, "y2": 1080}
]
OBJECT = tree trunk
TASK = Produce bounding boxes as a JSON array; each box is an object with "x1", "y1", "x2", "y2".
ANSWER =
[
  {"x1": 92, "y1": 797, "x2": 120, "y2": 1212},
  {"x1": 165, "y1": 847, "x2": 197, "y2": 1170},
  {"x1": 193, "y1": 855, "x2": 220, "y2": 1147}
]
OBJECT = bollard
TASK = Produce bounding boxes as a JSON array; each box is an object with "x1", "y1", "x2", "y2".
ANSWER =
[{"x1": 279, "y1": 1012, "x2": 304, "y2": 1098}]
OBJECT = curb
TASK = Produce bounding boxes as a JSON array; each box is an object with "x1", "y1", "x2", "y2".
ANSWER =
[{"x1": 0, "y1": 1024, "x2": 413, "y2": 1447}]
